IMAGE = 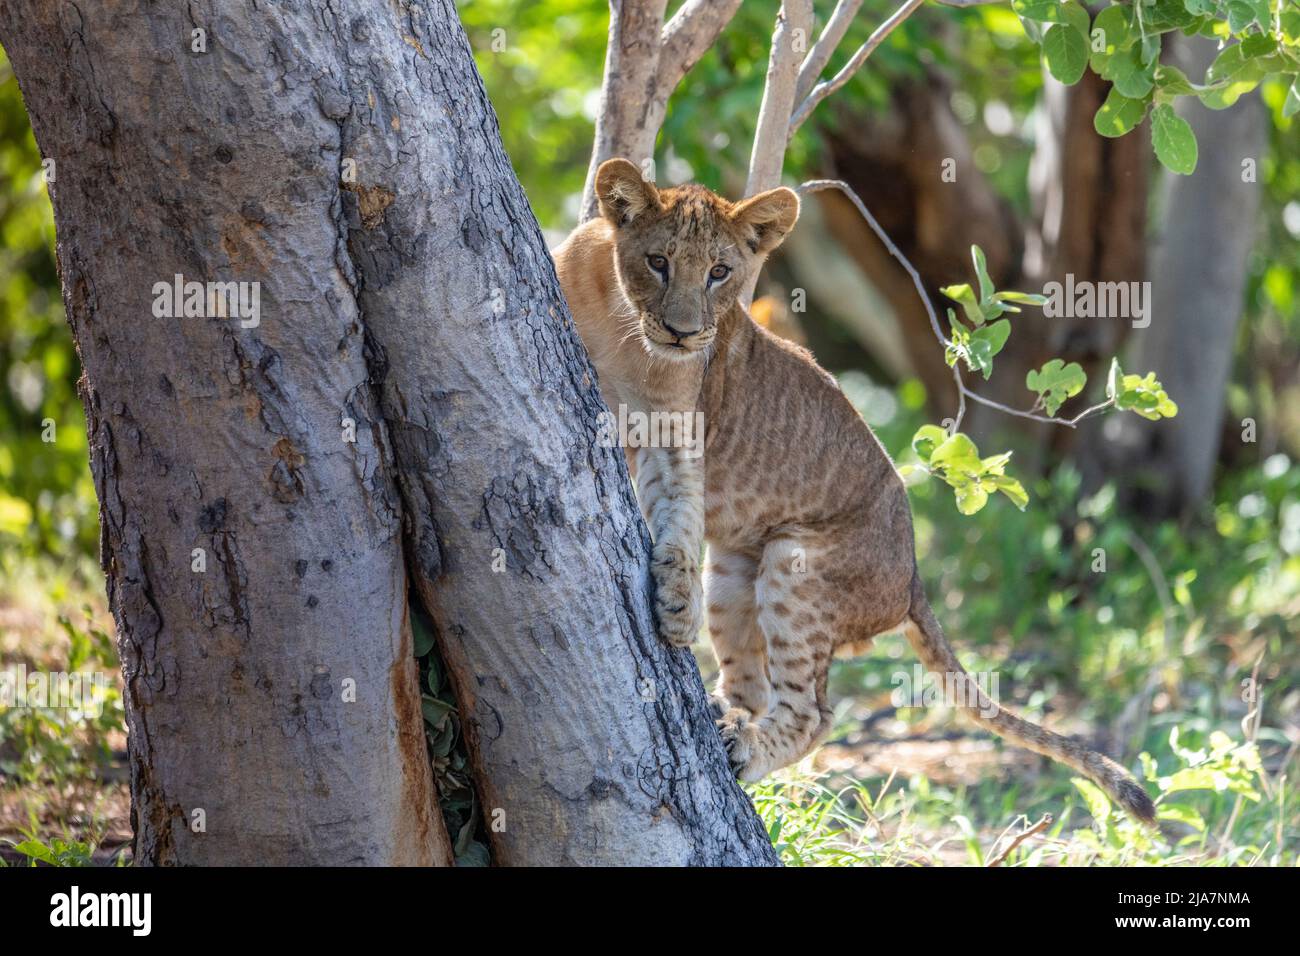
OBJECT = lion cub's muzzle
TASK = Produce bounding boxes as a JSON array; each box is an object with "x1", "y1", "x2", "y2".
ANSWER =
[{"x1": 641, "y1": 314, "x2": 714, "y2": 355}]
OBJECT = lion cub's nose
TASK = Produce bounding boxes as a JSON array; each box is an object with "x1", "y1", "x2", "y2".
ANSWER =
[{"x1": 662, "y1": 319, "x2": 700, "y2": 341}]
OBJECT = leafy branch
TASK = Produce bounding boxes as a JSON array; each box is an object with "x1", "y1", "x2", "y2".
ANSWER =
[
  {"x1": 798, "y1": 179, "x2": 1178, "y2": 515},
  {"x1": 1017, "y1": 0, "x2": 1300, "y2": 175}
]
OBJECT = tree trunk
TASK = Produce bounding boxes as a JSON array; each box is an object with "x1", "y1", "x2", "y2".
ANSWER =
[
  {"x1": 1, "y1": 0, "x2": 776, "y2": 866},
  {"x1": 0, "y1": 0, "x2": 449, "y2": 865},
  {"x1": 342, "y1": 0, "x2": 777, "y2": 867}
]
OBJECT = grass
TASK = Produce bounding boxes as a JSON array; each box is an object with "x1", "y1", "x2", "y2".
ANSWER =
[{"x1": 748, "y1": 721, "x2": 1294, "y2": 867}]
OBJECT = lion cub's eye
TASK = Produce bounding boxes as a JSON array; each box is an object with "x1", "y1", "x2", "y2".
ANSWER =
[
  {"x1": 647, "y1": 254, "x2": 669, "y2": 275},
  {"x1": 708, "y1": 264, "x2": 731, "y2": 284}
]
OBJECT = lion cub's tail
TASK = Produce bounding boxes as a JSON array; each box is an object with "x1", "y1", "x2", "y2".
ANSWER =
[{"x1": 903, "y1": 574, "x2": 1157, "y2": 826}]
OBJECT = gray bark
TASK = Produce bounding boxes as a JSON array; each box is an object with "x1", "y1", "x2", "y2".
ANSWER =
[
  {"x1": 0, "y1": 0, "x2": 449, "y2": 865},
  {"x1": 344, "y1": 0, "x2": 777, "y2": 867},
  {"x1": 1, "y1": 0, "x2": 776, "y2": 866}
]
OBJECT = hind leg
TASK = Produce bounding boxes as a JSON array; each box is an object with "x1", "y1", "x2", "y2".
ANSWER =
[
  {"x1": 718, "y1": 537, "x2": 834, "y2": 781},
  {"x1": 704, "y1": 548, "x2": 772, "y2": 719}
]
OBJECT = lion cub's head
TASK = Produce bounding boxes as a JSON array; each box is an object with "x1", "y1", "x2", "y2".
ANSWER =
[{"x1": 594, "y1": 158, "x2": 799, "y2": 358}]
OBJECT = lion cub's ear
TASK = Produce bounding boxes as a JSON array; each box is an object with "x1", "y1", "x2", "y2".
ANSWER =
[
  {"x1": 730, "y1": 187, "x2": 800, "y2": 255},
  {"x1": 596, "y1": 159, "x2": 661, "y2": 226}
]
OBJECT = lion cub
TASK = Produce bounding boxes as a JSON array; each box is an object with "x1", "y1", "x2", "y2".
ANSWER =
[{"x1": 553, "y1": 159, "x2": 1155, "y2": 823}]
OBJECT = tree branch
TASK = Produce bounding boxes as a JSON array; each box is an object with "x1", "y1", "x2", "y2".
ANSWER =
[
  {"x1": 746, "y1": 0, "x2": 816, "y2": 197},
  {"x1": 798, "y1": 179, "x2": 1117, "y2": 432},
  {"x1": 794, "y1": 0, "x2": 865, "y2": 105},
  {"x1": 579, "y1": 0, "x2": 670, "y2": 222},
  {"x1": 788, "y1": 0, "x2": 926, "y2": 141},
  {"x1": 658, "y1": 0, "x2": 745, "y2": 92}
]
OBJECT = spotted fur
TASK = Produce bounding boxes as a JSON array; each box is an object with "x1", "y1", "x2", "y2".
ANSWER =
[{"x1": 554, "y1": 159, "x2": 1155, "y2": 824}]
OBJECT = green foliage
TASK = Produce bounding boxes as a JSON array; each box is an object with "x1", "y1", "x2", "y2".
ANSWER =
[
  {"x1": 412, "y1": 604, "x2": 489, "y2": 867},
  {"x1": 921, "y1": 247, "x2": 1175, "y2": 516},
  {"x1": 908, "y1": 426, "x2": 1029, "y2": 514},
  {"x1": 0, "y1": 49, "x2": 97, "y2": 560},
  {"x1": 1107, "y1": 358, "x2": 1180, "y2": 420},
  {"x1": 1026, "y1": 359, "x2": 1087, "y2": 415},
  {"x1": 0, "y1": 607, "x2": 122, "y2": 790},
  {"x1": 1020, "y1": 0, "x2": 1300, "y2": 173},
  {"x1": 1150, "y1": 102, "x2": 1199, "y2": 173},
  {"x1": 5, "y1": 836, "x2": 95, "y2": 867},
  {"x1": 1067, "y1": 729, "x2": 1270, "y2": 864},
  {"x1": 940, "y1": 245, "x2": 1045, "y2": 380},
  {"x1": 1042, "y1": 5, "x2": 1091, "y2": 84},
  {"x1": 822, "y1": 386, "x2": 1300, "y2": 863}
]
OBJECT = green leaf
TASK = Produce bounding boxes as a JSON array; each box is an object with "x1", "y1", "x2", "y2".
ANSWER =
[
  {"x1": 941, "y1": 282, "x2": 986, "y2": 327},
  {"x1": 1089, "y1": 5, "x2": 1134, "y2": 76},
  {"x1": 1204, "y1": 38, "x2": 1276, "y2": 109},
  {"x1": 930, "y1": 433, "x2": 983, "y2": 473},
  {"x1": 1284, "y1": 79, "x2": 1300, "y2": 119},
  {"x1": 1153, "y1": 63, "x2": 1198, "y2": 99},
  {"x1": 1109, "y1": 44, "x2": 1156, "y2": 98},
  {"x1": 910, "y1": 424, "x2": 950, "y2": 462},
  {"x1": 1111, "y1": 366, "x2": 1179, "y2": 420},
  {"x1": 1043, "y1": 23, "x2": 1089, "y2": 85},
  {"x1": 13, "y1": 840, "x2": 59, "y2": 865},
  {"x1": 967, "y1": 319, "x2": 1011, "y2": 380},
  {"x1": 1150, "y1": 103, "x2": 1198, "y2": 174},
  {"x1": 1157, "y1": 803, "x2": 1206, "y2": 831},
  {"x1": 1105, "y1": 357, "x2": 1122, "y2": 401},
  {"x1": 455, "y1": 840, "x2": 491, "y2": 867},
  {"x1": 994, "y1": 290, "x2": 1048, "y2": 307},
  {"x1": 1224, "y1": 0, "x2": 1268, "y2": 32},
  {"x1": 954, "y1": 480, "x2": 989, "y2": 516},
  {"x1": 1138, "y1": 0, "x2": 1201, "y2": 32},
  {"x1": 1283, "y1": 6, "x2": 1300, "y2": 40},
  {"x1": 1026, "y1": 359, "x2": 1087, "y2": 415},
  {"x1": 971, "y1": 245, "x2": 996, "y2": 305},
  {"x1": 992, "y1": 475, "x2": 1030, "y2": 510},
  {"x1": 421, "y1": 694, "x2": 455, "y2": 726},
  {"x1": 1011, "y1": 0, "x2": 1062, "y2": 22},
  {"x1": 412, "y1": 614, "x2": 437, "y2": 657},
  {"x1": 1094, "y1": 86, "x2": 1149, "y2": 137},
  {"x1": 1072, "y1": 777, "x2": 1112, "y2": 823},
  {"x1": 1059, "y1": 0, "x2": 1090, "y2": 37}
]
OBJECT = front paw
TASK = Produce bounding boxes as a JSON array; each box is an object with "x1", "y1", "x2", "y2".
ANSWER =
[
  {"x1": 716, "y1": 708, "x2": 768, "y2": 782},
  {"x1": 651, "y1": 541, "x2": 702, "y2": 647}
]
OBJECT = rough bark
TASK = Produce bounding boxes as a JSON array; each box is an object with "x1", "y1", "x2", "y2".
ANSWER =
[
  {"x1": 0, "y1": 0, "x2": 449, "y2": 865},
  {"x1": 345, "y1": 0, "x2": 777, "y2": 867},
  {"x1": 2, "y1": 0, "x2": 777, "y2": 866}
]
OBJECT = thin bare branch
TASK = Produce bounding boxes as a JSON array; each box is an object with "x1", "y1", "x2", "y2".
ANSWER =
[
  {"x1": 794, "y1": 0, "x2": 865, "y2": 105},
  {"x1": 797, "y1": 179, "x2": 1117, "y2": 431},
  {"x1": 788, "y1": 0, "x2": 925, "y2": 141},
  {"x1": 658, "y1": 0, "x2": 745, "y2": 91},
  {"x1": 987, "y1": 814, "x2": 1053, "y2": 867}
]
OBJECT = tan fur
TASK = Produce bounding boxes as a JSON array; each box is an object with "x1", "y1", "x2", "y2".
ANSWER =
[{"x1": 554, "y1": 160, "x2": 1156, "y2": 824}]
